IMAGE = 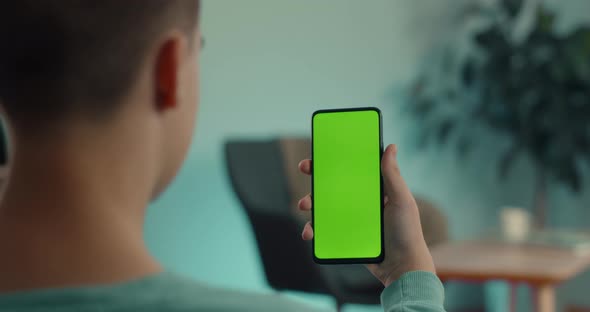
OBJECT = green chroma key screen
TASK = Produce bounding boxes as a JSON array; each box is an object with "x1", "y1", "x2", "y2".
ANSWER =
[{"x1": 312, "y1": 108, "x2": 383, "y2": 263}]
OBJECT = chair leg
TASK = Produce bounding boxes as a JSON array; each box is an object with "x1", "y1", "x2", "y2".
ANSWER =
[{"x1": 336, "y1": 301, "x2": 343, "y2": 312}]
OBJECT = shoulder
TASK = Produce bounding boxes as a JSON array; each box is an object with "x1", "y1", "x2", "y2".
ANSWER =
[
  {"x1": 156, "y1": 273, "x2": 329, "y2": 312},
  {"x1": 0, "y1": 273, "x2": 329, "y2": 312}
]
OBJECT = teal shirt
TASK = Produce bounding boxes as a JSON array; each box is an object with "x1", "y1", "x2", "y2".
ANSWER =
[{"x1": 0, "y1": 271, "x2": 445, "y2": 312}]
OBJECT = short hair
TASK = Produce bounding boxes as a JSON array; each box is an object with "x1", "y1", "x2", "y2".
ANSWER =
[{"x1": 0, "y1": 0, "x2": 199, "y2": 129}]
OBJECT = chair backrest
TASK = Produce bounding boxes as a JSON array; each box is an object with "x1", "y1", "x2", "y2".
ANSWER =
[
  {"x1": 224, "y1": 139, "x2": 329, "y2": 293},
  {"x1": 415, "y1": 197, "x2": 449, "y2": 246},
  {"x1": 277, "y1": 138, "x2": 312, "y2": 224}
]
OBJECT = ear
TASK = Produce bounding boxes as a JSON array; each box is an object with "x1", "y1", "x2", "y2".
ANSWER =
[{"x1": 155, "y1": 37, "x2": 183, "y2": 110}]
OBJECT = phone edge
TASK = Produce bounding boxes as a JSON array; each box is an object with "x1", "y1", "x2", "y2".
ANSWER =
[{"x1": 311, "y1": 107, "x2": 385, "y2": 265}]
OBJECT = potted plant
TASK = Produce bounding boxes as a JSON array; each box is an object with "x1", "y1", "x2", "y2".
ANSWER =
[{"x1": 408, "y1": 0, "x2": 590, "y2": 227}]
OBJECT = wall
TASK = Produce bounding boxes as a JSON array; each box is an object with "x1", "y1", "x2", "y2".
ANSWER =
[{"x1": 144, "y1": 1, "x2": 590, "y2": 311}]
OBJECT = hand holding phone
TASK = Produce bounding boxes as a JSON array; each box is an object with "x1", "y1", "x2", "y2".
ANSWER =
[{"x1": 299, "y1": 108, "x2": 435, "y2": 286}]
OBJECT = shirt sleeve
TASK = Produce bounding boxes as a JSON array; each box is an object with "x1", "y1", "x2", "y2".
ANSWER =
[{"x1": 381, "y1": 271, "x2": 446, "y2": 312}]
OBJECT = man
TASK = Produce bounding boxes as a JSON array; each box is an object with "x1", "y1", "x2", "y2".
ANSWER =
[{"x1": 0, "y1": 1, "x2": 445, "y2": 311}]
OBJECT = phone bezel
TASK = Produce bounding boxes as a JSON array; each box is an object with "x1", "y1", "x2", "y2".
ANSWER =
[{"x1": 311, "y1": 107, "x2": 384, "y2": 264}]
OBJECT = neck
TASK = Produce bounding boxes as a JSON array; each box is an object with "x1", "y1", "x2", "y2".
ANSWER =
[{"x1": 0, "y1": 125, "x2": 162, "y2": 293}]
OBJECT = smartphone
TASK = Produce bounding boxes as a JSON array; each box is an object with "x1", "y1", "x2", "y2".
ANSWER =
[{"x1": 311, "y1": 107, "x2": 384, "y2": 264}]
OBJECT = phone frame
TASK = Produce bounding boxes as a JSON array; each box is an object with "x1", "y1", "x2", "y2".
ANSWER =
[{"x1": 311, "y1": 107, "x2": 384, "y2": 264}]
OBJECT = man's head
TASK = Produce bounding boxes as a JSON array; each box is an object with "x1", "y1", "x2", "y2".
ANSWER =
[{"x1": 0, "y1": 1, "x2": 201, "y2": 198}]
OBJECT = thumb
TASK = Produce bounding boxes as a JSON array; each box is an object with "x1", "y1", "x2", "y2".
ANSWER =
[{"x1": 381, "y1": 144, "x2": 414, "y2": 203}]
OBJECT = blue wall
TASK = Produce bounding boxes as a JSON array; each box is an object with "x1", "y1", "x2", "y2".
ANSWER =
[{"x1": 144, "y1": 1, "x2": 590, "y2": 311}]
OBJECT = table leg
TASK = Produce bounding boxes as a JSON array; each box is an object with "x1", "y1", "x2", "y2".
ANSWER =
[
  {"x1": 510, "y1": 283, "x2": 517, "y2": 312},
  {"x1": 533, "y1": 285, "x2": 556, "y2": 312}
]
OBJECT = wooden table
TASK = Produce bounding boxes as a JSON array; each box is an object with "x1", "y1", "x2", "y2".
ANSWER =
[{"x1": 431, "y1": 241, "x2": 590, "y2": 312}]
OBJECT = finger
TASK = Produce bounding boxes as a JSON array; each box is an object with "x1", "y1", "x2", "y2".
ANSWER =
[
  {"x1": 298, "y1": 159, "x2": 312, "y2": 176},
  {"x1": 298, "y1": 194, "x2": 312, "y2": 211},
  {"x1": 381, "y1": 144, "x2": 414, "y2": 202},
  {"x1": 301, "y1": 221, "x2": 314, "y2": 240},
  {"x1": 384, "y1": 195, "x2": 389, "y2": 206}
]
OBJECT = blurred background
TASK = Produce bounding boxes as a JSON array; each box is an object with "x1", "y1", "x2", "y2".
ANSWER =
[
  {"x1": 143, "y1": 0, "x2": 590, "y2": 311},
  {"x1": 3, "y1": 0, "x2": 584, "y2": 311}
]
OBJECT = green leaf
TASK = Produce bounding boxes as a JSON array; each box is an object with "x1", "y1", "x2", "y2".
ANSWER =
[
  {"x1": 462, "y1": 60, "x2": 476, "y2": 87},
  {"x1": 474, "y1": 27, "x2": 506, "y2": 49},
  {"x1": 557, "y1": 160, "x2": 582, "y2": 193},
  {"x1": 437, "y1": 119, "x2": 455, "y2": 144},
  {"x1": 501, "y1": 0, "x2": 524, "y2": 18},
  {"x1": 577, "y1": 28, "x2": 590, "y2": 52},
  {"x1": 563, "y1": 27, "x2": 590, "y2": 81},
  {"x1": 536, "y1": 6, "x2": 556, "y2": 32}
]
